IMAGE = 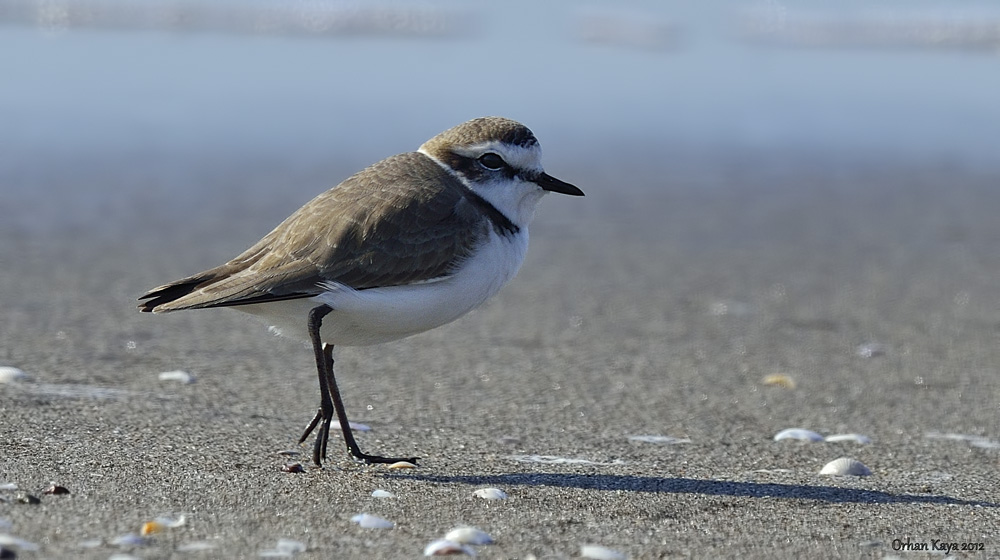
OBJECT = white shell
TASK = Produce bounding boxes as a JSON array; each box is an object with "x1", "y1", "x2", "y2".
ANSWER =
[
  {"x1": 177, "y1": 541, "x2": 217, "y2": 552},
  {"x1": 387, "y1": 461, "x2": 418, "y2": 470},
  {"x1": 444, "y1": 527, "x2": 493, "y2": 545},
  {"x1": 424, "y1": 539, "x2": 477, "y2": 556},
  {"x1": 0, "y1": 534, "x2": 40, "y2": 551},
  {"x1": 110, "y1": 533, "x2": 149, "y2": 547},
  {"x1": 154, "y1": 514, "x2": 187, "y2": 528},
  {"x1": 819, "y1": 457, "x2": 872, "y2": 476},
  {"x1": 0, "y1": 482, "x2": 17, "y2": 491},
  {"x1": 158, "y1": 370, "x2": 195, "y2": 384},
  {"x1": 0, "y1": 367, "x2": 29, "y2": 384},
  {"x1": 580, "y1": 544, "x2": 627, "y2": 560},
  {"x1": 349, "y1": 421, "x2": 372, "y2": 432},
  {"x1": 351, "y1": 513, "x2": 394, "y2": 529},
  {"x1": 260, "y1": 538, "x2": 308, "y2": 557},
  {"x1": 824, "y1": 433, "x2": 872, "y2": 444},
  {"x1": 627, "y1": 435, "x2": 690, "y2": 444},
  {"x1": 472, "y1": 488, "x2": 507, "y2": 500},
  {"x1": 773, "y1": 428, "x2": 823, "y2": 442},
  {"x1": 371, "y1": 489, "x2": 397, "y2": 498}
]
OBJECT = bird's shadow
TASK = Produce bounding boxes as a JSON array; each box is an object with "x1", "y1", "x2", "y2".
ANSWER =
[{"x1": 391, "y1": 472, "x2": 996, "y2": 507}]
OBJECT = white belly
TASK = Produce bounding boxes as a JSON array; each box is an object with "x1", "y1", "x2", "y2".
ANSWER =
[{"x1": 236, "y1": 230, "x2": 529, "y2": 346}]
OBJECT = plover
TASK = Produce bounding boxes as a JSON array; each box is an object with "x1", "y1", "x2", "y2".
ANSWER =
[{"x1": 139, "y1": 116, "x2": 583, "y2": 466}]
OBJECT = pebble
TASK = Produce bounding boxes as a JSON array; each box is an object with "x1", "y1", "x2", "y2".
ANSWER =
[
  {"x1": 350, "y1": 514, "x2": 394, "y2": 529},
  {"x1": 773, "y1": 428, "x2": 823, "y2": 442},
  {"x1": 856, "y1": 342, "x2": 887, "y2": 358},
  {"x1": 423, "y1": 539, "x2": 476, "y2": 556},
  {"x1": 42, "y1": 485, "x2": 70, "y2": 495},
  {"x1": 580, "y1": 544, "x2": 627, "y2": 560},
  {"x1": 472, "y1": 488, "x2": 507, "y2": 500},
  {"x1": 14, "y1": 494, "x2": 39, "y2": 505},
  {"x1": 282, "y1": 463, "x2": 305, "y2": 473}
]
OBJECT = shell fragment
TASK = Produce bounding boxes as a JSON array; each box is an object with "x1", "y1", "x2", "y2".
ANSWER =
[
  {"x1": 424, "y1": 539, "x2": 477, "y2": 556},
  {"x1": 472, "y1": 488, "x2": 507, "y2": 500},
  {"x1": 773, "y1": 428, "x2": 823, "y2": 442},
  {"x1": 444, "y1": 527, "x2": 493, "y2": 545},
  {"x1": 819, "y1": 457, "x2": 872, "y2": 476},
  {"x1": 351, "y1": 513, "x2": 394, "y2": 529}
]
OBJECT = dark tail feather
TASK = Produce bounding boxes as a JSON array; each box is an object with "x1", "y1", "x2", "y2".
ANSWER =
[{"x1": 138, "y1": 274, "x2": 217, "y2": 313}]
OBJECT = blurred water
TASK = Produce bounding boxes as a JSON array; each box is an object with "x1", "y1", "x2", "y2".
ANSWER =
[{"x1": 2, "y1": 0, "x2": 997, "y2": 165}]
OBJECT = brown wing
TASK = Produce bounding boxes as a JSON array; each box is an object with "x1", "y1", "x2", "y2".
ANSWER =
[{"x1": 139, "y1": 152, "x2": 490, "y2": 312}]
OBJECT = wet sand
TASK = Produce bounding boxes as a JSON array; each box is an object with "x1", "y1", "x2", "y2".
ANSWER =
[{"x1": 2, "y1": 152, "x2": 1000, "y2": 558}]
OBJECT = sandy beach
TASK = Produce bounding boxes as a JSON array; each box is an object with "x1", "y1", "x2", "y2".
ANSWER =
[{"x1": 2, "y1": 150, "x2": 999, "y2": 558}]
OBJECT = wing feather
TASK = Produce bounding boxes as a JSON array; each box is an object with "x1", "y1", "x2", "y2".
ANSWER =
[{"x1": 139, "y1": 152, "x2": 489, "y2": 312}]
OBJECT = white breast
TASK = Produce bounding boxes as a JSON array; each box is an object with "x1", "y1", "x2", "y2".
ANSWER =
[{"x1": 237, "y1": 229, "x2": 529, "y2": 346}]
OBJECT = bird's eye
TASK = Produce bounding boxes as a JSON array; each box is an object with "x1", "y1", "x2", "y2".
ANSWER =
[{"x1": 477, "y1": 153, "x2": 506, "y2": 170}]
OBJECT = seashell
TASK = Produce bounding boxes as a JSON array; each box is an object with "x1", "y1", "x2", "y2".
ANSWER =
[
  {"x1": 176, "y1": 541, "x2": 217, "y2": 552},
  {"x1": 140, "y1": 521, "x2": 164, "y2": 536},
  {"x1": 260, "y1": 538, "x2": 307, "y2": 557},
  {"x1": 761, "y1": 374, "x2": 796, "y2": 389},
  {"x1": 274, "y1": 539, "x2": 306, "y2": 553},
  {"x1": 444, "y1": 527, "x2": 493, "y2": 545},
  {"x1": 155, "y1": 515, "x2": 186, "y2": 528},
  {"x1": 351, "y1": 513, "x2": 394, "y2": 529},
  {"x1": 348, "y1": 421, "x2": 372, "y2": 432},
  {"x1": 282, "y1": 463, "x2": 305, "y2": 473},
  {"x1": 0, "y1": 534, "x2": 39, "y2": 551},
  {"x1": 824, "y1": 433, "x2": 872, "y2": 444},
  {"x1": 819, "y1": 457, "x2": 872, "y2": 476},
  {"x1": 472, "y1": 488, "x2": 507, "y2": 500},
  {"x1": 42, "y1": 484, "x2": 70, "y2": 495},
  {"x1": 0, "y1": 483, "x2": 17, "y2": 491},
  {"x1": 0, "y1": 367, "x2": 29, "y2": 384},
  {"x1": 371, "y1": 489, "x2": 396, "y2": 499},
  {"x1": 580, "y1": 544, "x2": 627, "y2": 560},
  {"x1": 423, "y1": 539, "x2": 477, "y2": 556},
  {"x1": 387, "y1": 461, "x2": 417, "y2": 470},
  {"x1": 158, "y1": 370, "x2": 195, "y2": 384},
  {"x1": 773, "y1": 428, "x2": 823, "y2": 442},
  {"x1": 627, "y1": 435, "x2": 690, "y2": 444},
  {"x1": 110, "y1": 534, "x2": 148, "y2": 547},
  {"x1": 506, "y1": 455, "x2": 625, "y2": 466},
  {"x1": 78, "y1": 538, "x2": 103, "y2": 548}
]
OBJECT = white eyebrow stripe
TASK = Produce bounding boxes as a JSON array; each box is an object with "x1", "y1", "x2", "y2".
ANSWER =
[{"x1": 451, "y1": 141, "x2": 544, "y2": 175}]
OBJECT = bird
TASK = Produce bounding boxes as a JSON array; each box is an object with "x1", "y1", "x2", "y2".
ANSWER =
[{"x1": 138, "y1": 116, "x2": 584, "y2": 466}]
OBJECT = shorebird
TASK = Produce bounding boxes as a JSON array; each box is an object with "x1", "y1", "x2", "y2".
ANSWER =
[{"x1": 139, "y1": 116, "x2": 584, "y2": 466}]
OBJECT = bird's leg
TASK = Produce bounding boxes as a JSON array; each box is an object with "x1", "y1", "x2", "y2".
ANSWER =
[
  {"x1": 298, "y1": 304, "x2": 334, "y2": 466},
  {"x1": 299, "y1": 304, "x2": 419, "y2": 466}
]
